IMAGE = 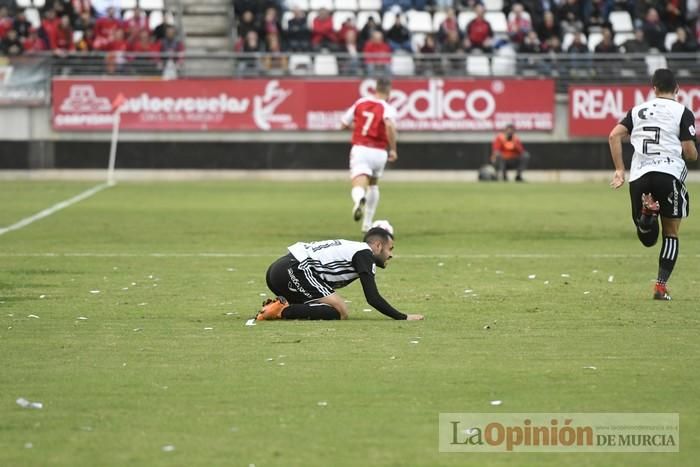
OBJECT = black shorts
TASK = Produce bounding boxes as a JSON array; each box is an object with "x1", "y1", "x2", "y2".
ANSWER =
[
  {"x1": 629, "y1": 172, "x2": 689, "y2": 222},
  {"x1": 265, "y1": 254, "x2": 334, "y2": 303}
]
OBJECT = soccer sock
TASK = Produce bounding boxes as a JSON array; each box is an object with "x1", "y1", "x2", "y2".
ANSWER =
[
  {"x1": 281, "y1": 303, "x2": 341, "y2": 320},
  {"x1": 657, "y1": 236, "x2": 679, "y2": 285},
  {"x1": 636, "y1": 217, "x2": 659, "y2": 247},
  {"x1": 362, "y1": 185, "x2": 380, "y2": 231},
  {"x1": 351, "y1": 186, "x2": 366, "y2": 205}
]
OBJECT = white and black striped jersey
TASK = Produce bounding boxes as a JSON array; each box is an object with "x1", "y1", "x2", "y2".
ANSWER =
[
  {"x1": 620, "y1": 97, "x2": 696, "y2": 182},
  {"x1": 287, "y1": 239, "x2": 376, "y2": 289}
]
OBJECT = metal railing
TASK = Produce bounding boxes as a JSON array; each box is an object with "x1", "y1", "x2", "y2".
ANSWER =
[{"x1": 5, "y1": 51, "x2": 700, "y2": 91}]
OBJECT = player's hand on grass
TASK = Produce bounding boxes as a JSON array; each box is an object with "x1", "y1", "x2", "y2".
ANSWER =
[
  {"x1": 406, "y1": 314, "x2": 424, "y2": 320},
  {"x1": 388, "y1": 150, "x2": 398, "y2": 162},
  {"x1": 610, "y1": 170, "x2": 625, "y2": 189}
]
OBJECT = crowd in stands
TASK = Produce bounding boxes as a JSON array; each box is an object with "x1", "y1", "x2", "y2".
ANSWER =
[
  {"x1": 233, "y1": 0, "x2": 700, "y2": 75},
  {"x1": 0, "y1": 0, "x2": 183, "y2": 75}
]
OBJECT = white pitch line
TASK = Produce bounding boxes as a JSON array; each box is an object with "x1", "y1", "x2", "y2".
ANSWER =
[
  {"x1": 0, "y1": 252, "x2": 696, "y2": 259},
  {"x1": 0, "y1": 183, "x2": 111, "y2": 237}
]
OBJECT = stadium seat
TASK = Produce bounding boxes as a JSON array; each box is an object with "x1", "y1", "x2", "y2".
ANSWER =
[
  {"x1": 286, "y1": 0, "x2": 310, "y2": 10},
  {"x1": 391, "y1": 54, "x2": 415, "y2": 75},
  {"x1": 310, "y1": 0, "x2": 334, "y2": 10},
  {"x1": 314, "y1": 54, "x2": 339, "y2": 75},
  {"x1": 72, "y1": 30, "x2": 84, "y2": 43},
  {"x1": 335, "y1": 0, "x2": 358, "y2": 10},
  {"x1": 121, "y1": 0, "x2": 137, "y2": 9},
  {"x1": 587, "y1": 32, "x2": 603, "y2": 52},
  {"x1": 432, "y1": 11, "x2": 446, "y2": 32},
  {"x1": 609, "y1": 11, "x2": 633, "y2": 33},
  {"x1": 457, "y1": 11, "x2": 476, "y2": 31},
  {"x1": 382, "y1": 11, "x2": 407, "y2": 31},
  {"x1": 645, "y1": 54, "x2": 667, "y2": 75},
  {"x1": 562, "y1": 32, "x2": 586, "y2": 50},
  {"x1": 15, "y1": 0, "x2": 31, "y2": 7},
  {"x1": 333, "y1": 11, "x2": 356, "y2": 30},
  {"x1": 356, "y1": 10, "x2": 381, "y2": 29},
  {"x1": 358, "y1": 0, "x2": 381, "y2": 10},
  {"x1": 664, "y1": 32, "x2": 677, "y2": 52},
  {"x1": 289, "y1": 54, "x2": 313, "y2": 75},
  {"x1": 25, "y1": 8, "x2": 40, "y2": 28},
  {"x1": 614, "y1": 32, "x2": 634, "y2": 47},
  {"x1": 281, "y1": 11, "x2": 295, "y2": 29},
  {"x1": 33, "y1": 0, "x2": 46, "y2": 7},
  {"x1": 466, "y1": 55, "x2": 490, "y2": 76},
  {"x1": 122, "y1": 9, "x2": 135, "y2": 20},
  {"x1": 139, "y1": 0, "x2": 164, "y2": 10},
  {"x1": 411, "y1": 32, "x2": 426, "y2": 52},
  {"x1": 307, "y1": 10, "x2": 319, "y2": 27},
  {"x1": 148, "y1": 10, "x2": 163, "y2": 30},
  {"x1": 406, "y1": 10, "x2": 432, "y2": 33},
  {"x1": 485, "y1": 12, "x2": 507, "y2": 34},
  {"x1": 491, "y1": 48, "x2": 515, "y2": 75},
  {"x1": 483, "y1": 0, "x2": 503, "y2": 11}
]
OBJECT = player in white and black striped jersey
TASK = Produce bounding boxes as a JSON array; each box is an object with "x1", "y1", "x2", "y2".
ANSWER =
[
  {"x1": 609, "y1": 68, "x2": 698, "y2": 300},
  {"x1": 256, "y1": 227, "x2": 424, "y2": 321}
]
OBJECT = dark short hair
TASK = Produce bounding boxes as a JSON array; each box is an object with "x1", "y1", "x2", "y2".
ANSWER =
[
  {"x1": 376, "y1": 78, "x2": 392, "y2": 94},
  {"x1": 363, "y1": 227, "x2": 394, "y2": 243},
  {"x1": 652, "y1": 68, "x2": 677, "y2": 94}
]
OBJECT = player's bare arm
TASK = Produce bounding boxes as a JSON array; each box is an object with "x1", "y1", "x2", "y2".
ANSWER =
[
  {"x1": 609, "y1": 123, "x2": 629, "y2": 189},
  {"x1": 385, "y1": 119, "x2": 398, "y2": 162},
  {"x1": 681, "y1": 140, "x2": 698, "y2": 162}
]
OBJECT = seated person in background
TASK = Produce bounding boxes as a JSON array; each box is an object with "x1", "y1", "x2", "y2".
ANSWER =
[
  {"x1": 311, "y1": 8, "x2": 337, "y2": 51},
  {"x1": 621, "y1": 27, "x2": 649, "y2": 53},
  {"x1": 670, "y1": 26, "x2": 697, "y2": 53},
  {"x1": 285, "y1": 7, "x2": 310, "y2": 52},
  {"x1": 465, "y1": 4, "x2": 493, "y2": 52},
  {"x1": 362, "y1": 30, "x2": 391, "y2": 75},
  {"x1": 507, "y1": 3, "x2": 532, "y2": 47},
  {"x1": 490, "y1": 123, "x2": 530, "y2": 182},
  {"x1": 385, "y1": 14, "x2": 412, "y2": 52},
  {"x1": 594, "y1": 26, "x2": 617, "y2": 53}
]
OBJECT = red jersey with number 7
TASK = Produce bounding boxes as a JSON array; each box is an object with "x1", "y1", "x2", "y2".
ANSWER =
[{"x1": 341, "y1": 96, "x2": 398, "y2": 149}]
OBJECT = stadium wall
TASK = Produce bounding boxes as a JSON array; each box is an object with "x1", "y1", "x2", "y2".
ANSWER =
[{"x1": 0, "y1": 100, "x2": 630, "y2": 170}]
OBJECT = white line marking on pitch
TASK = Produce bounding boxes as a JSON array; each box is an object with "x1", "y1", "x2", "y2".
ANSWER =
[
  {"x1": 0, "y1": 183, "x2": 111, "y2": 237},
  {"x1": 0, "y1": 252, "x2": 695, "y2": 259}
]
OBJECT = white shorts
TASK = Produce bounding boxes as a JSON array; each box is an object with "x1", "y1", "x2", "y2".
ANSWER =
[{"x1": 349, "y1": 145, "x2": 388, "y2": 180}]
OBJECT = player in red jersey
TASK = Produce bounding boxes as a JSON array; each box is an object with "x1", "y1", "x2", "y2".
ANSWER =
[{"x1": 340, "y1": 78, "x2": 398, "y2": 232}]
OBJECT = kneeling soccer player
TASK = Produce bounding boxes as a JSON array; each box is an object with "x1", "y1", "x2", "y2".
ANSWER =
[{"x1": 256, "y1": 227, "x2": 423, "y2": 321}]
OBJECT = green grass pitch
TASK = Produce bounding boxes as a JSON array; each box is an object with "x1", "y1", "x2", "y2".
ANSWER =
[{"x1": 1, "y1": 180, "x2": 699, "y2": 466}]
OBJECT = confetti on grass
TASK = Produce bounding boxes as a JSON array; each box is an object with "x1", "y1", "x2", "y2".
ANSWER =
[
  {"x1": 161, "y1": 445, "x2": 175, "y2": 452},
  {"x1": 490, "y1": 400, "x2": 503, "y2": 406},
  {"x1": 90, "y1": 290, "x2": 100, "y2": 294},
  {"x1": 528, "y1": 275, "x2": 536, "y2": 279},
  {"x1": 245, "y1": 319, "x2": 256, "y2": 327},
  {"x1": 27, "y1": 314, "x2": 39, "y2": 319},
  {"x1": 16, "y1": 398, "x2": 43, "y2": 409},
  {"x1": 608, "y1": 275, "x2": 615, "y2": 283}
]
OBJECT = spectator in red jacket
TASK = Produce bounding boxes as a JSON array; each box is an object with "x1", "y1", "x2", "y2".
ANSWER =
[
  {"x1": 23, "y1": 27, "x2": 48, "y2": 52},
  {"x1": 129, "y1": 28, "x2": 158, "y2": 74},
  {"x1": 0, "y1": 6, "x2": 13, "y2": 40},
  {"x1": 465, "y1": 4, "x2": 493, "y2": 52},
  {"x1": 94, "y1": 7, "x2": 122, "y2": 41},
  {"x1": 55, "y1": 14, "x2": 75, "y2": 52},
  {"x1": 311, "y1": 8, "x2": 337, "y2": 51},
  {"x1": 40, "y1": 9, "x2": 61, "y2": 50},
  {"x1": 362, "y1": 29, "x2": 391, "y2": 75},
  {"x1": 337, "y1": 17, "x2": 357, "y2": 45},
  {"x1": 124, "y1": 7, "x2": 149, "y2": 42},
  {"x1": 106, "y1": 27, "x2": 129, "y2": 73}
]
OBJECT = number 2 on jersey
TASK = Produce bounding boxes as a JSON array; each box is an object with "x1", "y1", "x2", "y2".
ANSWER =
[
  {"x1": 642, "y1": 126, "x2": 661, "y2": 156},
  {"x1": 361, "y1": 111, "x2": 375, "y2": 136}
]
